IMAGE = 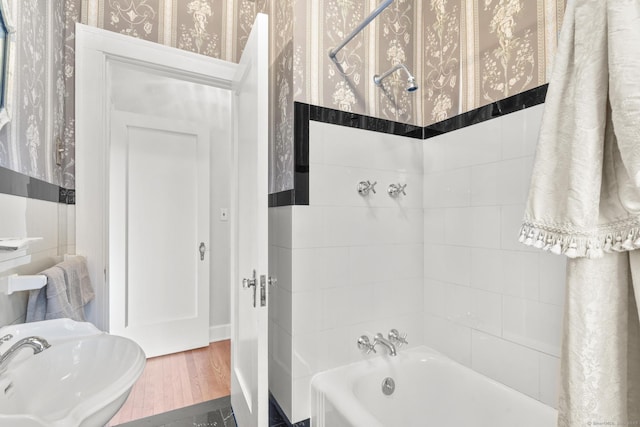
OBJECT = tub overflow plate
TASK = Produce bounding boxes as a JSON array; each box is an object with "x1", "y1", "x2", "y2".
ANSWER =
[{"x1": 381, "y1": 377, "x2": 395, "y2": 395}]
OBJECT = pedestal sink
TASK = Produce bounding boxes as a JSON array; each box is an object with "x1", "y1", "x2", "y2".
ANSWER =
[{"x1": 0, "y1": 319, "x2": 146, "y2": 427}]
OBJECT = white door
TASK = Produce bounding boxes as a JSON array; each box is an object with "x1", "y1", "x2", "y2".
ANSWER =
[
  {"x1": 109, "y1": 111, "x2": 210, "y2": 358},
  {"x1": 230, "y1": 13, "x2": 269, "y2": 427}
]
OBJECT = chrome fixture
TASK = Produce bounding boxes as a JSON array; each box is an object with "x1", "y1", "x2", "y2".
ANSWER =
[
  {"x1": 357, "y1": 335, "x2": 377, "y2": 354},
  {"x1": 0, "y1": 336, "x2": 50, "y2": 372},
  {"x1": 329, "y1": 0, "x2": 394, "y2": 74},
  {"x1": 373, "y1": 333, "x2": 397, "y2": 356},
  {"x1": 381, "y1": 377, "x2": 396, "y2": 395},
  {"x1": 387, "y1": 183, "x2": 407, "y2": 197},
  {"x1": 0, "y1": 334, "x2": 12, "y2": 345},
  {"x1": 357, "y1": 180, "x2": 378, "y2": 196},
  {"x1": 388, "y1": 329, "x2": 408, "y2": 347},
  {"x1": 374, "y1": 63, "x2": 419, "y2": 92}
]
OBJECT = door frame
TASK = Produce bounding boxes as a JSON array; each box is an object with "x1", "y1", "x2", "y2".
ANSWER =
[{"x1": 75, "y1": 24, "x2": 238, "y2": 331}]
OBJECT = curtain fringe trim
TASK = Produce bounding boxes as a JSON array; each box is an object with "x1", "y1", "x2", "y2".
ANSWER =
[{"x1": 518, "y1": 223, "x2": 640, "y2": 258}]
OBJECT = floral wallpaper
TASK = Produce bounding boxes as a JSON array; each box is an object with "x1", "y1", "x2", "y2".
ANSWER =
[
  {"x1": 99, "y1": 0, "x2": 161, "y2": 41},
  {"x1": 423, "y1": 0, "x2": 462, "y2": 123},
  {"x1": 377, "y1": 0, "x2": 417, "y2": 124},
  {"x1": 420, "y1": 0, "x2": 564, "y2": 124},
  {"x1": 0, "y1": 0, "x2": 80, "y2": 188},
  {"x1": 294, "y1": 0, "x2": 419, "y2": 125},
  {"x1": 17, "y1": 0, "x2": 47, "y2": 180},
  {"x1": 0, "y1": 0, "x2": 565, "y2": 193},
  {"x1": 478, "y1": 0, "x2": 539, "y2": 105}
]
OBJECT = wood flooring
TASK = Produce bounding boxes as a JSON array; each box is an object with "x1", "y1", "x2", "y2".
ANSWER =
[{"x1": 108, "y1": 340, "x2": 231, "y2": 426}]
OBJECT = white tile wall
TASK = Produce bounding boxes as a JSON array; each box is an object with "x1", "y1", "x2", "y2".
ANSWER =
[
  {"x1": 270, "y1": 122, "x2": 424, "y2": 423},
  {"x1": 0, "y1": 193, "x2": 74, "y2": 327},
  {"x1": 270, "y1": 106, "x2": 562, "y2": 422},
  {"x1": 423, "y1": 105, "x2": 566, "y2": 408}
]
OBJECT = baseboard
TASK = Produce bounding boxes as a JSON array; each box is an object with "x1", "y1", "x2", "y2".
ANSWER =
[{"x1": 209, "y1": 323, "x2": 231, "y2": 342}]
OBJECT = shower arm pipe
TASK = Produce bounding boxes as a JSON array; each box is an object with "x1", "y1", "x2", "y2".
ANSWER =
[
  {"x1": 328, "y1": 0, "x2": 393, "y2": 73},
  {"x1": 374, "y1": 63, "x2": 410, "y2": 85}
]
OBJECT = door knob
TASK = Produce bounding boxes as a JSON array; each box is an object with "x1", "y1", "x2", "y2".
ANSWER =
[
  {"x1": 199, "y1": 242, "x2": 206, "y2": 261},
  {"x1": 242, "y1": 270, "x2": 257, "y2": 288},
  {"x1": 243, "y1": 270, "x2": 258, "y2": 307}
]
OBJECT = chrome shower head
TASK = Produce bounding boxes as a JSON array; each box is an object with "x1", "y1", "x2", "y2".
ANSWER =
[
  {"x1": 373, "y1": 63, "x2": 419, "y2": 93},
  {"x1": 406, "y1": 76, "x2": 418, "y2": 92}
]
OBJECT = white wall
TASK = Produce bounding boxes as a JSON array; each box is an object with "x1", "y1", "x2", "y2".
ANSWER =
[
  {"x1": 0, "y1": 193, "x2": 75, "y2": 327},
  {"x1": 423, "y1": 104, "x2": 565, "y2": 408},
  {"x1": 269, "y1": 121, "x2": 424, "y2": 422}
]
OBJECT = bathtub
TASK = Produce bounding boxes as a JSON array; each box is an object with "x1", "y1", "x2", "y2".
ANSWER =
[{"x1": 310, "y1": 345, "x2": 557, "y2": 427}]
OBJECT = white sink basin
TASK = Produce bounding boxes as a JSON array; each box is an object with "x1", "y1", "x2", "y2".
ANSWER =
[{"x1": 0, "y1": 319, "x2": 146, "y2": 427}]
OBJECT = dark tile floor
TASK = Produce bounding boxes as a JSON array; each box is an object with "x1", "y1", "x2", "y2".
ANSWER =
[
  {"x1": 116, "y1": 397, "x2": 236, "y2": 427},
  {"x1": 116, "y1": 395, "x2": 310, "y2": 427}
]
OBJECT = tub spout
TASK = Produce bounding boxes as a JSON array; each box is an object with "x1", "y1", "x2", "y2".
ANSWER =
[{"x1": 373, "y1": 333, "x2": 397, "y2": 356}]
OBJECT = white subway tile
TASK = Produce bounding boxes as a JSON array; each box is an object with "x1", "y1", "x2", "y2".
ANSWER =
[
  {"x1": 539, "y1": 253, "x2": 567, "y2": 306},
  {"x1": 309, "y1": 163, "x2": 423, "y2": 209},
  {"x1": 372, "y1": 278, "x2": 423, "y2": 318},
  {"x1": 501, "y1": 251, "x2": 539, "y2": 300},
  {"x1": 502, "y1": 105, "x2": 544, "y2": 160},
  {"x1": 292, "y1": 247, "x2": 349, "y2": 292},
  {"x1": 502, "y1": 296, "x2": 563, "y2": 357},
  {"x1": 276, "y1": 247, "x2": 293, "y2": 293},
  {"x1": 423, "y1": 140, "x2": 446, "y2": 173},
  {"x1": 292, "y1": 206, "x2": 324, "y2": 248},
  {"x1": 349, "y1": 245, "x2": 389, "y2": 285},
  {"x1": 524, "y1": 105, "x2": 545, "y2": 155},
  {"x1": 471, "y1": 158, "x2": 529, "y2": 206},
  {"x1": 424, "y1": 279, "x2": 446, "y2": 317},
  {"x1": 272, "y1": 206, "x2": 293, "y2": 249},
  {"x1": 424, "y1": 209, "x2": 446, "y2": 244},
  {"x1": 322, "y1": 284, "x2": 374, "y2": 330},
  {"x1": 470, "y1": 248, "x2": 504, "y2": 293},
  {"x1": 471, "y1": 206, "x2": 501, "y2": 248},
  {"x1": 442, "y1": 283, "x2": 502, "y2": 336},
  {"x1": 539, "y1": 353, "x2": 561, "y2": 408},
  {"x1": 380, "y1": 208, "x2": 424, "y2": 245},
  {"x1": 441, "y1": 120, "x2": 502, "y2": 169},
  {"x1": 322, "y1": 206, "x2": 382, "y2": 247},
  {"x1": 471, "y1": 330, "x2": 540, "y2": 398},
  {"x1": 500, "y1": 204, "x2": 534, "y2": 251},
  {"x1": 501, "y1": 108, "x2": 529, "y2": 160},
  {"x1": 424, "y1": 314, "x2": 472, "y2": 366},
  {"x1": 270, "y1": 321, "x2": 292, "y2": 372},
  {"x1": 470, "y1": 289, "x2": 503, "y2": 336},
  {"x1": 292, "y1": 290, "x2": 323, "y2": 335},
  {"x1": 271, "y1": 285, "x2": 292, "y2": 335},
  {"x1": 424, "y1": 244, "x2": 471, "y2": 285},
  {"x1": 318, "y1": 122, "x2": 422, "y2": 173},
  {"x1": 292, "y1": 331, "x2": 322, "y2": 378},
  {"x1": 309, "y1": 121, "x2": 325, "y2": 164},
  {"x1": 444, "y1": 208, "x2": 474, "y2": 246},
  {"x1": 424, "y1": 168, "x2": 471, "y2": 208},
  {"x1": 443, "y1": 282, "x2": 473, "y2": 325}
]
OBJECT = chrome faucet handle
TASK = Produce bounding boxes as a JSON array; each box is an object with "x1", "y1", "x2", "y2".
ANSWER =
[
  {"x1": 0, "y1": 334, "x2": 13, "y2": 345},
  {"x1": 388, "y1": 329, "x2": 408, "y2": 347},
  {"x1": 387, "y1": 183, "x2": 407, "y2": 197},
  {"x1": 357, "y1": 180, "x2": 377, "y2": 196},
  {"x1": 357, "y1": 335, "x2": 376, "y2": 354}
]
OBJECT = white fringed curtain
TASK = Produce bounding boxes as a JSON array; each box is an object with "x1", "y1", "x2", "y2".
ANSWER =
[{"x1": 521, "y1": 0, "x2": 640, "y2": 424}]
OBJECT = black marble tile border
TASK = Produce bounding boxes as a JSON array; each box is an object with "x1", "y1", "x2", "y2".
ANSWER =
[
  {"x1": 0, "y1": 166, "x2": 75, "y2": 205},
  {"x1": 269, "y1": 392, "x2": 310, "y2": 427},
  {"x1": 269, "y1": 84, "x2": 548, "y2": 208},
  {"x1": 423, "y1": 84, "x2": 548, "y2": 138}
]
